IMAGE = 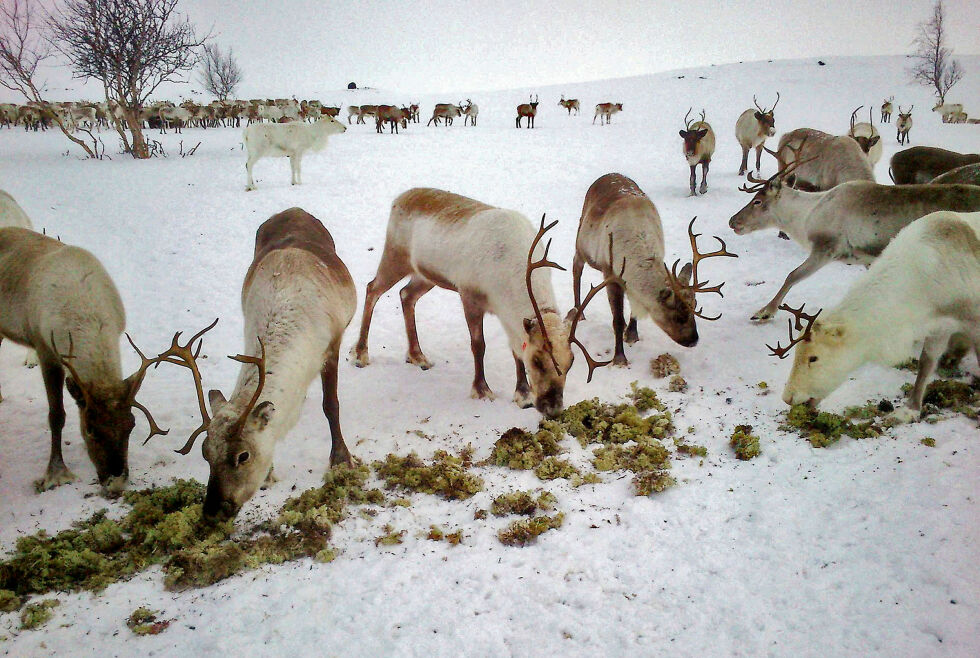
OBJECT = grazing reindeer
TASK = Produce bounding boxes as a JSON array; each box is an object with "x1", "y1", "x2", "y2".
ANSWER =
[
  {"x1": 408, "y1": 103, "x2": 420, "y2": 123},
  {"x1": 679, "y1": 108, "x2": 715, "y2": 196},
  {"x1": 593, "y1": 102, "x2": 623, "y2": 125},
  {"x1": 462, "y1": 99, "x2": 479, "y2": 126},
  {"x1": 896, "y1": 106, "x2": 913, "y2": 145},
  {"x1": 516, "y1": 95, "x2": 539, "y2": 129},
  {"x1": 729, "y1": 163, "x2": 980, "y2": 321},
  {"x1": 770, "y1": 129, "x2": 874, "y2": 191},
  {"x1": 889, "y1": 146, "x2": 980, "y2": 185},
  {"x1": 0, "y1": 228, "x2": 170, "y2": 492},
  {"x1": 847, "y1": 105, "x2": 882, "y2": 166},
  {"x1": 776, "y1": 211, "x2": 980, "y2": 423},
  {"x1": 427, "y1": 103, "x2": 462, "y2": 127},
  {"x1": 559, "y1": 95, "x2": 580, "y2": 116},
  {"x1": 880, "y1": 96, "x2": 894, "y2": 123},
  {"x1": 375, "y1": 105, "x2": 408, "y2": 134},
  {"x1": 352, "y1": 188, "x2": 613, "y2": 417},
  {"x1": 571, "y1": 174, "x2": 737, "y2": 365},
  {"x1": 736, "y1": 93, "x2": 779, "y2": 175},
  {"x1": 163, "y1": 208, "x2": 357, "y2": 519},
  {"x1": 932, "y1": 102, "x2": 962, "y2": 122}
]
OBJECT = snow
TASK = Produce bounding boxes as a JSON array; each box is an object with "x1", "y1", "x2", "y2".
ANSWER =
[{"x1": 1, "y1": 55, "x2": 978, "y2": 656}]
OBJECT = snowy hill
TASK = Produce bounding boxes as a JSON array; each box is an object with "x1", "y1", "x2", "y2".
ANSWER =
[{"x1": 0, "y1": 55, "x2": 978, "y2": 655}]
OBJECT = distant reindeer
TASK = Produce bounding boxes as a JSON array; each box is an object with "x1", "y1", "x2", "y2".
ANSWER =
[
  {"x1": 847, "y1": 105, "x2": 882, "y2": 166},
  {"x1": 427, "y1": 103, "x2": 462, "y2": 127},
  {"x1": 896, "y1": 106, "x2": 913, "y2": 145},
  {"x1": 736, "y1": 93, "x2": 779, "y2": 175},
  {"x1": 462, "y1": 99, "x2": 479, "y2": 126},
  {"x1": 357, "y1": 105, "x2": 378, "y2": 125},
  {"x1": 559, "y1": 95, "x2": 580, "y2": 116},
  {"x1": 0, "y1": 228, "x2": 172, "y2": 492},
  {"x1": 375, "y1": 105, "x2": 408, "y2": 134},
  {"x1": 593, "y1": 102, "x2": 623, "y2": 126},
  {"x1": 571, "y1": 173, "x2": 736, "y2": 365},
  {"x1": 932, "y1": 102, "x2": 963, "y2": 122},
  {"x1": 516, "y1": 95, "x2": 539, "y2": 129},
  {"x1": 880, "y1": 96, "x2": 894, "y2": 123},
  {"x1": 352, "y1": 188, "x2": 613, "y2": 417},
  {"x1": 679, "y1": 108, "x2": 715, "y2": 196},
  {"x1": 164, "y1": 208, "x2": 357, "y2": 520},
  {"x1": 244, "y1": 115, "x2": 347, "y2": 190},
  {"x1": 777, "y1": 211, "x2": 980, "y2": 424}
]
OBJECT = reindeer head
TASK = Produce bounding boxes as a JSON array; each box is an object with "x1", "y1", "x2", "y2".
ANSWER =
[
  {"x1": 898, "y1": 105, "x2": 913, "y2": 122},
  {"x1": 730, "y1": 140, "x2": 814, "y2": 235},
  {"x1": 530, "y1": 94, "x2": 539, "y2": 110},
  {"x1": 679, "y1": 108, "x2": 709, "y2": 159},
  {"x1": 848, "y1": 105, "x2": 880, "y2": 155},
  {"x1": 768, "y1": 304, "x2": 857, "y2": 408},
  {"x1": 753, "y1": 92, "x2": 779, "y2": 136}
]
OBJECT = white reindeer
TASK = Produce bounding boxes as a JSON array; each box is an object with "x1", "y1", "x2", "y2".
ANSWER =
[
  {"x1": 244, "y1": 115, "x2": 346, "y2": 191},
  {"x1": 571, "y1": 173, "x2": 736, "y2": 365},
  {"x1": 769, "y1": 128, "x2": 874, "y2": 191},
  {"x1": 162, "y1": 208, "x2": 357, "y2": 519},
  {"x1": 728, "y1": 165, "x2": 980, "y2": 321},
  {"x1": 352, "y1": 188, "x2": 613, "y2": 417},
  {"x1": 735, "y1": 93, "x2": 779, "y2": 175},
  {"x1": 778, "y1": 211, "x2": 979, "y2": 423},
  {"x1": 846, "y1": 105, "x2": 882, "y2": 167},
  {"x1": 462, "y1": 99, "x2": 479, "y2": 126},
  {"x1": 0, "y1": 228, "x2": 170, "y2": 492},
  {"x1": 593, "y1": 102, "x2": 623, "y2": 125},
  {"x1": 933, "y1": 102, "x2": 962, "y2": 122}
]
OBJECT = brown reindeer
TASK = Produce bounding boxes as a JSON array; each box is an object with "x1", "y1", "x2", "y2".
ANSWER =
[
  {"x1": 559, "y1": 95, "x2": 581, "y2": 115},
  {"x1": 375, "y1": 105, "x2": 408, "y2": 134},
  {"x1": 516, "y1": 95, "x2": 540, "y2": 129},
  {"x1": 679, "y1": 108, "x2": 716, "y2": 196}
]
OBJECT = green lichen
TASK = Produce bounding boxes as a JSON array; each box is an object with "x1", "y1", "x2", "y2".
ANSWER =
[
  {"x1": 674, "y1": 440, "x2": 707, "y2": 458},
  {"x1": 19, "y1": 599, "x2": 59, "y2": 630},
  {"x1": 782, "y1": 404, "x2": 883, "y2": 447},
  {"x1": 497, "y1": 513, "x2": 565, "y2": 547},
  {"x1": 923, "y1": 379, "x2": 979, "y2": 415},
  {"x1": 730, "y1": 425, "x2": 761, "y2": 460},
  {"x1": 591, "y1": 437, "x2": 675, "y2": 496},
  {"x1": 426, "y1": 526, "x2": 463, "y2": 545},
  {"x1": 533, "y1": 457, "x2": 582, "y2": 481},
  {"x1": 629, "y1": 382, "x2": 666, "y2": 412},
  {"x1": 374, "y1": 525, "x2": 405, "y2": 547},
  {"x1": 373, "y1": 451, "x2": 484, "y2": 500},
  {"x1": 920, "y1": 437, "x2": 936, "y2": 448},
  {"x1": 632, "y1": 470, "x2": 677, "y2": 496},
  {"x1": 668, "y1": 376, "x2": 688, "y2": 393},
  {"x1": 127, "y1": 607, "x2": 171, "y2": 635},
  {"x1": 0, "y1": 590, "x2": 21, "y2": 613},
  {"x1": 488, "y1": 428, "x2": 562, "y2": 470},
  {"x1": 556, "y1": 397, "x2": 673, "y2": 449},
  {"x1": 490, "y1": 491, "x2": 557, "y2": 517},
  {"x1": 650, "y1": 353, "x2": 680, "y2": 378}
]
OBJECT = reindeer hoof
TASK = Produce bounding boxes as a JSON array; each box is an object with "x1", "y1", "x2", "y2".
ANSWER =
[
  {"x1": 612, "y1": 355, "x2": 630, "y2": 367},
  {"x1": 349, "y1": 346, "x2": 369, "y2": 367},
  {"x1": 699, "y1": 184, "x2": 708, "y2": 195},
  {"x1": 37, "y1": 467, "x2": 77, "y2": 492},
  {"x1": 23, "y1": 349, "x2": 39, "y2": 368},
  {"x1": 884, "y1": 407, "x2": 920, "y2": 426},
  {"x1": 329, "y1": 449, "x2": 356, "y2": 468},
  {"x1": 406, "y1": 354, "x2": 433, "y2": 370},
  {"x1": 513, "y1": 389, "x2": 534, "y2": 408},
  {"x1": 688, "y1": 190, "x2": 697, "y2": 197},
  {"x1": 750, "y1": 309, "x2": 776, "y2": 322},
  {"x1": 471, "y1": 384, "x2": 495, "y2": 401}
]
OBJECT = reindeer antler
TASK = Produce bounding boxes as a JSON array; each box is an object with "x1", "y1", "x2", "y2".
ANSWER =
[
  {"x1": 228, "y1": 337, "x2": 267, "y2": 434},
  {"x1": 567, "y1": 234, "x2": 625, "y2": 382},
  {"x1": 526, "y1": 214, "x2": 567, "y2": 373},
  {"x1": 51, "y1": 331, "x2": 93, "y2": 408},
  {"x1": 766, "y1": 303, "x2": 822, "y2": 359},
  {"x1": 664, "y1": 217, "x2": 738, "y2": 321},
  {"x1": 739, "y1": 136, "x2": 817, "y2": 193},
  {"x1": 753, "y1": 95, "x2": 763, "y2": 112},
  {"x1": 850, "y1": 105, "x2": 863, "y2": 132},
  {"x1": 151, "y1": 319, "x2": 219, "y2": 454},
  {"x1": 683, "y1": 107, "x2": 694, "y2": 130},
  {"x1": 124, "y1": 333, "x2": 173, "y2": 443},
  {"x1": 699, "y1": 108, "x2": 706, "y2": 124}
]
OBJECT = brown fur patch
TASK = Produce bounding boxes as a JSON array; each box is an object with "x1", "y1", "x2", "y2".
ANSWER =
[{"x1": 393, "y1": 189, "x2": 494, "y2": 225}]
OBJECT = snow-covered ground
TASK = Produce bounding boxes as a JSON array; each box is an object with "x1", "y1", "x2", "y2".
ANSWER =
[{"x1": 1, "y1": 55, "x2": 978, "y2": 656}]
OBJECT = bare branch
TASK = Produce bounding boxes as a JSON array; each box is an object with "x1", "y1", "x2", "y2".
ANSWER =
[
  {"x1": 198, "y1": 42, "x2": 241, "y2": 101},
  {"x1": 907, "y1": 1, "x2": 964, "y2": 103}
]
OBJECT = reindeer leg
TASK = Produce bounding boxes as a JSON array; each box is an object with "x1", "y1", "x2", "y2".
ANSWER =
[
  {"x1": 322, "y1": 341, "x2": 354, "y2": 468},
  {"x1": 462, "y1": 294, "x2": 494, "y2": 400},
  {"x1": 400, "y1": 276, "x2": 436, "y2": 369},
  {"x1": 699, "y1": 161, "x2": 709, "y2": 195},
  {"x1": 606, "y1": 282, "x2": 629, "y2": 366},
  {"x1": 751, "y1": 248, "x2": 834, "y2": 322},
  {"x1": 890, "y1": 332, "x2": 950, "y2": 424},
  {"x1": 351, "y1": 249, "x2": 411, "y2": 367},
  {"x1": 739, "y1": 146, "x2": 749, "y2": 176},
  {"x1": 754, "y1": 144, "x2": 764, "y2": 173},
  {"x1": 39, "y1": 358, "x2": 75, "y2": 490},
  {"x1": 245, "y1": 156, "x2": 257, "y2": 191},
  {"x1": 513, "y1": 354, "x2": 533, "y2": 408},
  {"x1": 689, "y1": 164, "x2": 697, "y2": 196},
  {"x1": 625, "y1": 317, "x2": 640, "y2": 344}
]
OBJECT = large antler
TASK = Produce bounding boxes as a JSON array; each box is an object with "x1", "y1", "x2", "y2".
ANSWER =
[
  {"x1": 771, "y1": 91, "x2": 780, "y2": 111},
  {"x1": 124, "y1": 334, "x2": 173, "y2": 443},
  {"x1": 753, "y1": 94, "x2": 764, "y2": 112},
  {"x1": 683, "y1": 107, "x2": 694, "y2": 130},
  {"x1": 51, "y1": 331, "x2": 93, "y2": 409},
  {"x1": 766, "y1": 303, "x2": 822, "y2": 359},
  {"x1": 664, "y1": 217, "x2": 738, "y2": 321},
  {"x1": 526, "y1": 214, "x2": 567, "y2": 373},
  {"x1": 228, "y1": 337, "x2": 267, "y2": 434},
  {"x1": 567, "y1": 234, "x2": 625, "y2": 382},
  {"x1": 151, "y1": 319, "x2": 219, "y2": 454},
  {"x1": 850, "y1": 105, "x2": 863, "y2": 133},
  {"x1": 739, "y1": 136, "x2": 816, "y2": 193}
]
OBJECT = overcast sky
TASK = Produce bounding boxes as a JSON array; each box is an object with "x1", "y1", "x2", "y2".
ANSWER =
[{"x1": 8, "y1": 0, "x2": 980, "y2": 101}]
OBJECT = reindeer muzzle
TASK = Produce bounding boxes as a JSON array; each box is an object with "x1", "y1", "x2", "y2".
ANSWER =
[
  {"x1": 203, "y1": 482, "x2": 241, "y2": 520},
  {"x1": 535, "y1": 388, "x2": 564, "y2": 419}
]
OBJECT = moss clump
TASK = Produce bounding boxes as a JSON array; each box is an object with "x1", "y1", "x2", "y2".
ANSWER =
[
  {"x1": 632, "y1": 470, "x2": 677, "y2": 496},
  {"x1": 373, "y1": 451, "x2": 484, "y2": 500},
  {"x1": 668, "y1": 376, "x2": 688, "y2": 393},
  {"x1": 557, "y1": 398, "x2": 672, "y2": 449},
  {"x1": 490, "y1": 491, "x2": 557, "y2": 517},
  {"x1": 19, "y1": 599, "x2": 59, "y2": 630},
  {"x1": 591, "y1": 437, "x2": 675, "y2": 496},
  {"x1": 488, "y1": 428, "x2": 561, "y2": 470},
  {"x1": 374, "y1": 525, "x2": 405, "y2": 547},
  {"x1": 923, "y1": 379, "x2": 979, "y2": 414},
  {"x1": 533, "y1": 457, "x2": 582, "y2": 481},
  {"x1": 426, "y1": 526, "x2": 463, "y2": 545},
  {"x1": 277, "y1": 465, "x2": 383, "y2": 534},
  {"x1": 730, "y1": 425, "x2": 761, "y2": 460},
  {"x1": 0, "y1": 590, "x2": 21, "y2": 613},
  {"x1": 920, "y1": 437, "x2": 936, "y2": 448},
  {"x1": 498, "y1": 513, "x2": 565, "y2": 547},
  {"x1": 127, "y1": 607, "x2": 171, "y2": 635},
  {"x1": 674, "y1": 440, "x2": 707, "y2": 458},
  {"x1": 629, "y1": 382, "x2": 666, "y2": 413},
  {"x1": 650, "y1": 353, "x2": 680, "y2": 378},
  {"x1": 782, "y1": 404, "x2": 882, "y2": 447}
]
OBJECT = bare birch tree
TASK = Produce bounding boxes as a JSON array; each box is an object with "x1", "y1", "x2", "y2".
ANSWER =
[
  {"x1": 199, "y1": 43, "x2": 242, "y2": 101},
  {"x1": 908, "y1": 0, "x2": 963, "y2": 105}
]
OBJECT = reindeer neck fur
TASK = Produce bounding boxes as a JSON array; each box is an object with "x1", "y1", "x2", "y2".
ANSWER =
[{"x1": 771, "y1": 185, "x2": 827, "y2": 244}]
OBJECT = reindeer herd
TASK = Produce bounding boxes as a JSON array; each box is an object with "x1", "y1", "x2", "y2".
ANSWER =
[{"x1": 1, "y1": 83, "x2": 979, "y2": 522}]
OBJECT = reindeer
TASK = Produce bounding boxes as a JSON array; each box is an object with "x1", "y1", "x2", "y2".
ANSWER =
[
  {"x1": 679, "y1": 108, "x2": 715, "y2": 196},
  {"x1": 847, "y1": 105, "x2": 882, "y2": 166},
  {"x1": 351, "y1": 188, "x2": 614, "y2": 417},
  {"x1": 346, "y1": 106, "x2": 360, "y2": 124},
  {"x1": 889, "y1": 146, "x2": 980, "y2": 185},
  {"x1": 462, "y1": 99, "x2": 479, "y2": 126},
  {"x1": 736, "y1": 93, "x2": 780, "y2": 176},
  {"x1": 593, "y1": 102, "x2": 623, "y2": 126},
  {"x1": 932, "y1": 102, "x2": 962, "y2": 122},
  {"x1": 775, "y1": 211, "x2": 979, "y2": 424},
  {"x1": 244, "y1": 115, "x2": 346, "y2": 190},
  {"x1": 896, "y1": 106, "x2": 913, "y2": 145},
  {"x1": 427, "y1": 103, "x2": 462, "y2": 127},
  {"x1": 571, "y1": 174, "x2": 737, "y2": 365},
  {"x1": 880, "y1": 96, "x2": 894, "y2": 123},
  {"x1": 375, "y1": 105, "x2": 408, "y2": 134},
  {"x1": 0, "y1": 228, "x2": 172, "y2": 492},
  {"x1": 161, "y1": 208, "x2": 357, "y2": 520},
  {"x1": 728, "y1": 161, "x2": 980, "y2": 321},
  {"x1": 559, "y1": 95, "x2": 580, "y2": 116},
  {"x1": 931, "y1": 163, "x2": 980, "y2": 186},
  {"x1": 357, "y1": 105, "x2": 378, "y2": 125},
  {"x1": 516, "y1": 95, "x2": 539, "y2": 129},
  {"x1": 769, "y1": 129, "x2": 874, "y2": 191}
]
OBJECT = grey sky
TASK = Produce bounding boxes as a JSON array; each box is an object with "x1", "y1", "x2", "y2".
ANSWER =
[{"x1": 9, "y1": 0, "x2": 980, "y2": 100}]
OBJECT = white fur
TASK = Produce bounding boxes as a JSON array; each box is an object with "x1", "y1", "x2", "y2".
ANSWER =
[
  {"x1": 243, "y1": 116, "x2": 346, "y2": 190},
  {"x1": 593, "y1": 103, "x2": 623, "y2": 126},
  {"x1": 782, "y1": 211, "x2": 980, "y2": 413},
  {"x1": 0, "y1": 189, "x2": 34, "y2": 230},
  {"x1": 776, "y1": 128, "x2": 874, "y2": 190}
]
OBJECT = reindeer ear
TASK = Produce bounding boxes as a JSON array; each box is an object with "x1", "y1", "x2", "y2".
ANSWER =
[
  {"x1": 754, "y1": 111, "x2": 764, "y2": 121},
  {"x1": 523, "y1": 318, "x2": 536, "y2": 334},
  {"x1": 679, "y1": 262, "x2": 693, "y2": 284},
  {"x1": 252, "y1": 400, "x2": 275, "y2": 428},
  {"x1": 678, "y1": 130, "x2": 687, "y2": 138},
  {"x1": 208, "y1": 389, "x2": 227, "y2": 414},
  {"x1": 868, "y1": 135, "x2": 880, "y2": 148},
  {"x1": 696, "y1": 129, "x2": 708, "y2": 139},
  {"x1": 65, "y1": 376, "x2": 85, "y2": 405}
]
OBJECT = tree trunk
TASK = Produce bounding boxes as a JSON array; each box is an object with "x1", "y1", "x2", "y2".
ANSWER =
[{"x1": 122, "y1": 107, "x2": 149, "y2": 159}]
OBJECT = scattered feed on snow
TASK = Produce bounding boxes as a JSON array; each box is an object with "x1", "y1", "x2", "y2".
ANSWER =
[
  {"x1": 490, "y1": 491, "x2": 557, "y2": 517},
  {"x1": 19, "y1": 599, "x2": 59, "y2": 630},
  {"x1": 668, "y1": 375, "x2": 688, "y2": 392},
  {"x1": 488, "y1": 427, "x2": 562, "y2": 470},
  {"x1": 0, "y1": 591, "x2": 20, "y2": 613},
  {"x1": 373, "y1": 450, "x2": 484, "y2": 500},
  {"x1": 922, "y1": 378, "x2": 980, "y2": 418},
  {"x1": 782, "y1": 404, "x2": 884, "y2": 448},
  {"x1": 649, "y1": 353, "x2": 680, "y2": 378},
  {"x1": 126, "y1": 607, "x2": 171, "y2": 635},
  {"x1": 498, "y1": 513, "x2": 565, "y2": 547},
  {"x1": 426, "y1": 526, "x2": 463, "y2": 545},
  {"x1": 374, "y1": 525, "x2": 405, "y2": 547},
  {"x1": 730, "y1": 425, "x2": 761, "y2": 460}
]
